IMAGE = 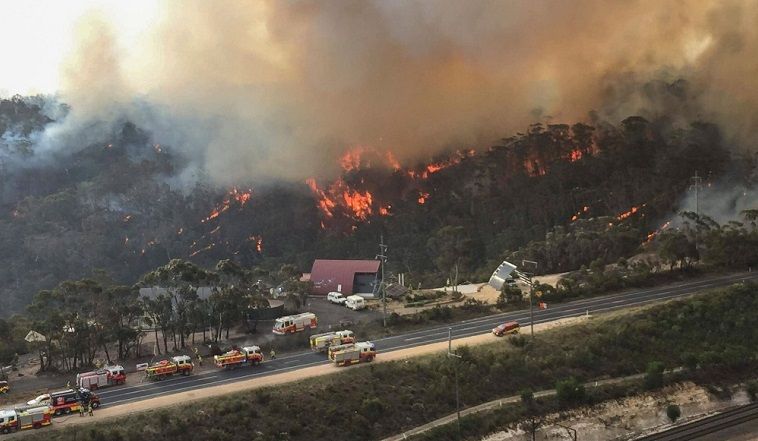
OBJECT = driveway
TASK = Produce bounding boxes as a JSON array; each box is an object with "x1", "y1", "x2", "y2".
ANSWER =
[{"x1": 303, "y1": 296, "x2": 382, "y2": 330}]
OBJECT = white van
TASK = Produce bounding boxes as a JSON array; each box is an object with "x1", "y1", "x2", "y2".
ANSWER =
[
  {"x1": 327, "y1": 292, "x2": 346, "y2": 305},
  {"x1": 345, "y1": 295, "x2": 366, "y2": 311}
]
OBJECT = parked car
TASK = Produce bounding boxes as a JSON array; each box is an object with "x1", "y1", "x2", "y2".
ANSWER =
[
  {"x1": 26, "y1": 394, "x2": 50, "y2": 406},
  {"x1": 345, "y1": 295, "x2": 366, "y2": 311},
  {"x1": 327, "y1": 292, "x2": 347, "y2": 305},
  {"x1": 492, "y1": 321, "x2": 520, "y2": 336}
]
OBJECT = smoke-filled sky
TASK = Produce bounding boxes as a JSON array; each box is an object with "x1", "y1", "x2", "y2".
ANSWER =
[{"x1": 1, "y1": 0, "x2": 758, "y2": 185}]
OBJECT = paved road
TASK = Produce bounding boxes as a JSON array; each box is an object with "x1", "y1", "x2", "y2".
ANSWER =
[
  {"x1": 637, "y1": 402, "x2": 758, "y2": 440},
  {"x1": 94, "y1": 272, "x2": 758, "y2": 408}
]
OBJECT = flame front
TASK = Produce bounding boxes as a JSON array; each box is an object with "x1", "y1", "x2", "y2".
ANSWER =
[
  {"x1": 249, "y1": 235, "x2": 263, "y2": 252},
  {"x1": 616, "y1": 204, "x2": 645, "y2": 221},
  {"x1": 202, "y1": 187, "x2": 253, "y2": 223},
  {"x1": 418, "y1": 192, "x2": 430, "y2": 205}
]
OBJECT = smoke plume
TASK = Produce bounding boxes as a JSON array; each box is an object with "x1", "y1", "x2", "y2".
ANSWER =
[{"x1": 24, "y1": 1, "x2": 758, "y2": 185}]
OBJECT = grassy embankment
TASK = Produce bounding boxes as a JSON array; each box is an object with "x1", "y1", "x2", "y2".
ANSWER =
[{"x1": 22, "y1": 281, "x2": 758, "y2": 441}]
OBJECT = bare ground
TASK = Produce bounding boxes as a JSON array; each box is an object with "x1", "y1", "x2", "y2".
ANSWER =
[{"x1": 481, "y1": 382, "x2": 754, "y2": 441}]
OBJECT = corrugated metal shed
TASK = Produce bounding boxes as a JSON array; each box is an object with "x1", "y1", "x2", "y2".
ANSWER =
[{"x1": 310, "y1": 259, "x2": 380, "y2": 296}]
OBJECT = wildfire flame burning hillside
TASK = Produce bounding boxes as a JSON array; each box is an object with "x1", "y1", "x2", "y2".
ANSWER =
[
  {"x1": 617, "y1": 204, "x2": 646, "y2": 221},
  {"x1": 302, "y1": 130, "x2": 604, "y2": 230},
  {"x1": 202, "y1": 187, "x2": 253, "y2": 223}
]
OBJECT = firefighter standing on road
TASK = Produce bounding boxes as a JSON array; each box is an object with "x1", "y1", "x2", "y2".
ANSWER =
[
  {"x1": 88, "y1": 402, "x2": 94, "y2": 416},
  {"x1": 79, "y1": 404, "x2": 85, "y2": 417},
  {"x1": 269, "y1": 349, "x2": 276, "y2": 360}
]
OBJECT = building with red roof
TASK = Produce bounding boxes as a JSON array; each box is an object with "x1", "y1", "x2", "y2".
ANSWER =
[{"x1": 310, "y1": 259, "x2": 380, "y2": 297}]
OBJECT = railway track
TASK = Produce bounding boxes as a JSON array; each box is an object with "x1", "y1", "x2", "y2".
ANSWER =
[{"x1": 637, "y1": 402, "x2": 758, "y2": 440}]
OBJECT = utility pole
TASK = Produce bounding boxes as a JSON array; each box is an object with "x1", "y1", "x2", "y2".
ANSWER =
[
  {"x1": 517, "y1": 260, "x2": 539, "y2": 340},
  {"x1": 690, "y1": 172, "x2": 704, "y2": 253},
  {"x1": 690, "y1": 171, "x2": 703, "y2": 218},
  {"x1": 376, "y1": 236, "x2": 388, "y2": 328},
  {"x1": 448, "y1": 327, "x2": 462, "y2": 439}
]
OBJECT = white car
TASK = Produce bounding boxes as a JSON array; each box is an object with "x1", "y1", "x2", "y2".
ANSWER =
[
  {"x1": 327, "y1": 292, "x2": 346, "y2": 305},
  {"x1": 27, "y1": 393, "x2": 50, "y2": 406}
]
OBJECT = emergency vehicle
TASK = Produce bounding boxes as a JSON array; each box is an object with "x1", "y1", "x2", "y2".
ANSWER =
[
  {"x1": 272, "y1": 312, "x2": 317, "y2": 335},
  {"x1": 145, "y1": 355, "x2": 193, "y2": 380},
  {"x1": 331, "y1": 341, "x2": 376, "y2": 367},
  {"x1": 327, "y1": 342, "x2": 355, "y2": 360},
  {"x1": 214, "y1": 346, "x2": 263, "y2": 369},
  {"x1": 76, "y1": 365, "x2": 126, "y2": 389},
  {"x1": 49, "y1": 388, "x2": 100, "y2": 416},
  {"x1": 0, "y1": 404, "x2": 52, "y2": 434},
  {"x1": 309, "y1": 330, "x2": 355, "y2": 352}
]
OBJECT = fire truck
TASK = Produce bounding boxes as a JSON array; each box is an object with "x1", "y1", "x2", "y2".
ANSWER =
[
  {"x1": 331, "y1": 341, "x2": 376, "y2": 367},
  {"x1": 49, "y1": 388, "x2": 100, "y2": 416},
  {"x1": 76, "y1": 365, "x2": 126, "y2": 389},
  {"x1": 0, "y1": 404, "x2": 52, "y2": 434},
  {"x1": 145, "y1": 355, "x2": 194, "y2": 380},
  {"x1": 309, "y1": 330, "x2": 355, "y2": 352},
  {"x1": 327, "y1": 342, "x2": 355, "y2": 360},
  {"x1": 272, "y1": 312, "x2": 317, "y2": 335},
  {"x1": 214, "y1": 346, "x2": 264, "y2": 369}
]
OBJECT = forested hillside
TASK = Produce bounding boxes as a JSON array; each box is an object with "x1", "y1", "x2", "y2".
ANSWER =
[{"x1": 0, "y1": 93, "x2": 745, "y2": 315}]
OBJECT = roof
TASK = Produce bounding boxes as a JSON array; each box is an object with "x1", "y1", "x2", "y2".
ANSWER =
[{"x1": 310, "y1": 259, "x2": 380, "y2": 295}]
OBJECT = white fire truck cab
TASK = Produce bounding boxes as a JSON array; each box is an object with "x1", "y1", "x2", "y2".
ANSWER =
[
  {"x1": 272, "y1": 312, "x2": 318, "y2": 335},
  {"x1": 76, "y1": 365, "x2": 126, "y2": 389}
]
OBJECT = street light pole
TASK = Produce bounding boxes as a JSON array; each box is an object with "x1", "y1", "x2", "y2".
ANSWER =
[
  {"x1": 448, "y1": 327, "x2": 462, "y2": 439},
  {"x1": 377, "y1": 236, "x2": 388, "y2": 328},
  {"x1": 521, "y1": 260, "x2": 539, "y2": 340}
]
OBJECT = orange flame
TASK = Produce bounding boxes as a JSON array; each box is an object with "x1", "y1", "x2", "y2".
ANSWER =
[
  {"x1": 379, "y1": 205, "x2": 391, "y2": 216},
  {"x1": 418, "y1": 192, "x2": 430, "y2": 205},
  {"x1": 409, "y1": 149, "x2": 475, "y2": 179},
  {"x1": 568, "y1": 149, "x2": 583, "y2": 162},
  {"x1": 524, "y1": 159, "x2": 546, "y2": 177},
  {"x1": 202, "y1": 187, "x2": 253, "y2": 223},
  {"x1": 644, "y1": 221, "x2": 671, "y2": 243},
  {"x1": 339, "y1": 146, "x2": 366, "y2": 172},
  {"x1": 306, "y1": 178, "x2": 337, "y2": 218},
  {"x1": 569, "y1": 206, "x2": 591, "y2": 222},
  {"x1": 249, "y1": 235, "x2": 263, "y2": 252},
  {"x1": 616, "y1": 204, "x2": 645, "y2": 221},
  {"x1": 384, "y1": 152, "x2": 402, "y2": 171},
  {"x1": 189, "y1": 243, "x2": 214, "y2": 257},
  {"x1": 342, "y1": 189, "x2": 373, "y2": 220}
]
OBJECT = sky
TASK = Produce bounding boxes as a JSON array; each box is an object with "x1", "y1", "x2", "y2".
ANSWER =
[
  {"x1": 1, "y1": 0, "x2": 757, "y2": 185},
  {"x1": 0, "y1": 0, "x2": 160, "y2": 96}
]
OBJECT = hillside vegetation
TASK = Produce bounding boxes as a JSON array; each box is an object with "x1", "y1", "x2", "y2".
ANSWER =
[
  {"x1": 20, "y1": 282, "x2": 758, "y2": 441},
  {"x1": 0, "y1": 87, "x2": 746, "y2": 315}
]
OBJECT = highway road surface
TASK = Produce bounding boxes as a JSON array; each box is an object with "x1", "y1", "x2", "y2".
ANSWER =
[{"x1": 94, "y1": 272, "x2": 758, "y2": 408}]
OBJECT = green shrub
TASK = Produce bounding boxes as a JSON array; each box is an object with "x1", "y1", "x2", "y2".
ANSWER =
[
  {"x1": 747, "y1": 381, "x2": 758, "y2": 402},
  {"x1": 555, "y1": 377, "x2": 586, "y2": 406},
  {"x1": 644, "y1": 361, "x2": 665, "y2": 390},
  {"x1": 508, "y1": 335, "x2": 528, "y2": 348},
  {"x1": 666, "y1": 404, "x2": 681, "y2": 423}
]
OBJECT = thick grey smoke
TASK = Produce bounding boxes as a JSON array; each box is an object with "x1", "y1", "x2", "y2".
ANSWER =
[{"x1": 9, "y1": 0, "x2": 758, "y2": 187}]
